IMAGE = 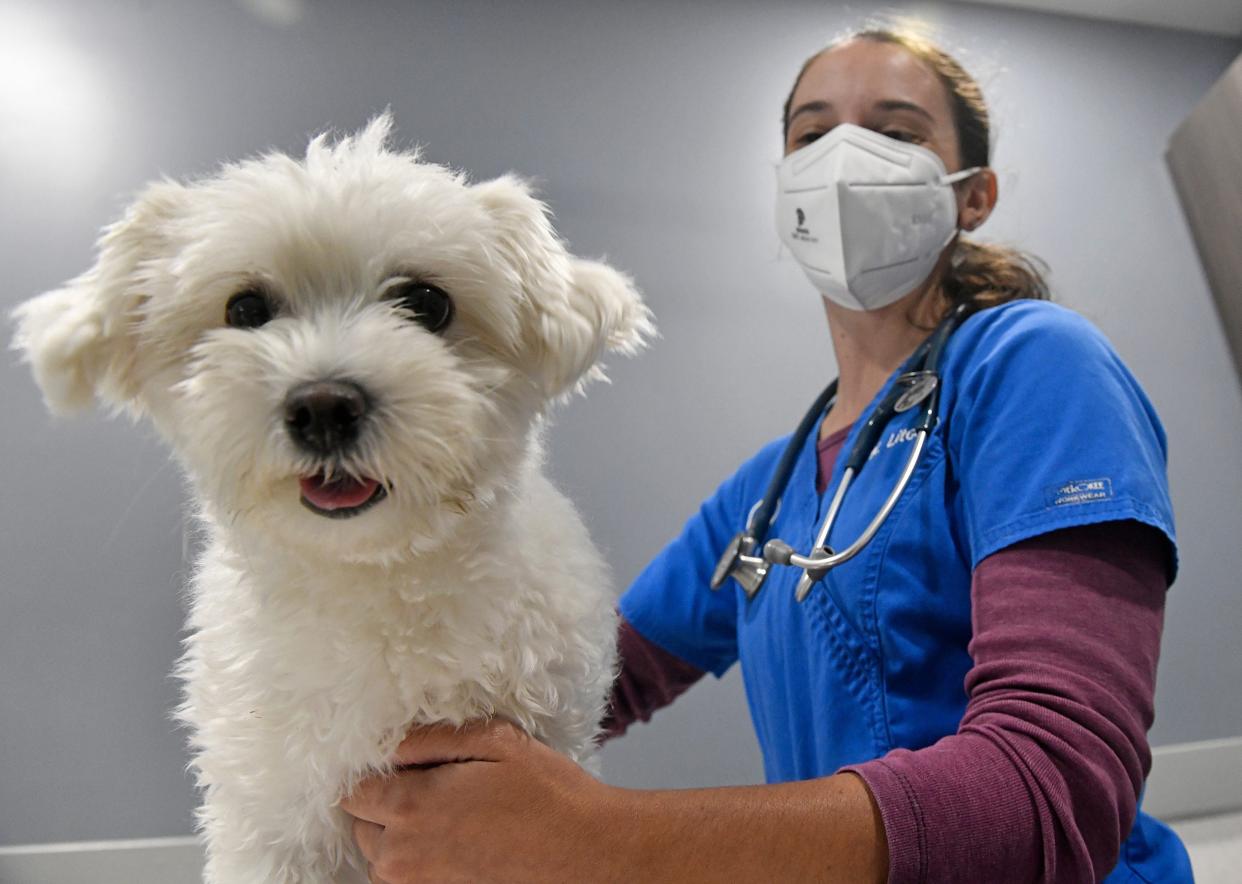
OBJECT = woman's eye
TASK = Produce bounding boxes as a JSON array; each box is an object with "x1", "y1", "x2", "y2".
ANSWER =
[
  {"x1": 388, "y1": 281, "x2": 454, "y2": 334},
  {"x1": 882, "y1": 129, "x2": 921, "y2": 144},
  {"x1": 225, "y1": 289, "x2": 274, "y2": 329},
  {"x1": 795, "y1": 129, "x2": 825, "y2": 147}
]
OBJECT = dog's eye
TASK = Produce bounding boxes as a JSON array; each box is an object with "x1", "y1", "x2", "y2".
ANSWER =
[
  {"x1": 225, "y1": 289, "x2": 274, "y2": 329},
  {"x1": 388, "y1": 281, "x2": 454, "y2": 334}
]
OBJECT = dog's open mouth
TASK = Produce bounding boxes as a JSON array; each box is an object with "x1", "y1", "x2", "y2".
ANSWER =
[{"x1": 299, "y1": 473, "x2": 387, "y2": 519}]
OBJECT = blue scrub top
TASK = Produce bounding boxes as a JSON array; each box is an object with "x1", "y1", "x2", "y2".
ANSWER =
[{"x1": 619, "y1": 300, "x2": 1191, "y2": 882}]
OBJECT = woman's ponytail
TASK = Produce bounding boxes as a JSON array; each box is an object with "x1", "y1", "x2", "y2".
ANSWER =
[{"x1": 945, "y1": 239, "x2": 1050, "y2": 309}]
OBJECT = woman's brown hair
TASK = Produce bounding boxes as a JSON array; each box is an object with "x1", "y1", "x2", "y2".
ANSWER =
[{"x1": 783, "y1": 28, "x2": 1050, "y2": 317}]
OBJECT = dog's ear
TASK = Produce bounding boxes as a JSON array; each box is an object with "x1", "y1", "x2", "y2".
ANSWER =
[
  {"x1": 472, "y1": 175, "x2": 654, "y2": 397},
  {"x1": 11, "y1": 180, "x2": 187, "y2": 415}
]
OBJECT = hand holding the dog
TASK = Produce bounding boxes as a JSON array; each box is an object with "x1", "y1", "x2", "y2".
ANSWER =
[
  {"x1": 343, "y1": 718, "x2": 889, "y2": 884},
  {"x1": 342, "y1": 719, "x2": 618, "y2": 883}
]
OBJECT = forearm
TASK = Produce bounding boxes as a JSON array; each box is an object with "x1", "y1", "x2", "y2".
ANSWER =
[{"x1": 597, "y1": 772, "x2": 888, "y2": 883}]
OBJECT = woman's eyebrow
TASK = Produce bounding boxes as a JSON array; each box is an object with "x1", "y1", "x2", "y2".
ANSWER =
[
  {"x1": 873, "y1": 99, "x2": 934, "y2": 122},
  {"x1": 788, "y1": 100, "x2": 833, "y2": 124},
  {"x1": 789, "y1": 98, "x2": 934, "y2": 126}
]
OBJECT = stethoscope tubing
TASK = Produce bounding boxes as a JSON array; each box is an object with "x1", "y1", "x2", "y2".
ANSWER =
[
  {"x1": 745, "y1": 379, "x2": 838, "y2": 540},
  {"x1": 713, "y1": 303, "x2": 970, "y2": 603}
]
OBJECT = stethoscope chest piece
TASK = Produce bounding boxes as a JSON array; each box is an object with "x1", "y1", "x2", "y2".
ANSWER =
[{"x1": 711, "y1": 533, "x2": 770, "y2": 599}]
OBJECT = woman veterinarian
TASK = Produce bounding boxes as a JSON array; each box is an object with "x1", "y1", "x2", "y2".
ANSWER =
[{"x1": 342, "y1": 28, "x2": 1191, "y2": 883}]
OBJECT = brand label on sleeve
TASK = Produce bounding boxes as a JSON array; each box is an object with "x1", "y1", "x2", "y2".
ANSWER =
[{"x1": 1046, "y1": 477, "x2": 1114, "y2": 507}]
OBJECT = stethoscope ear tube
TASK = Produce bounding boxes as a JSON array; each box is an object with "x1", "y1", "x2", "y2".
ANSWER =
[
  {"x1": 843, "y1": 382, "x2": 910, "y2": 472},
  {"x1": 791, "y1": 429, "x2": 928, "y2": 601}
]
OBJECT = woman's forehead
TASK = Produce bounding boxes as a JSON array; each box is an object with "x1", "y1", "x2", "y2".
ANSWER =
[{"x1": 790, "y1": 40, "x2": 954, "y2": 124}]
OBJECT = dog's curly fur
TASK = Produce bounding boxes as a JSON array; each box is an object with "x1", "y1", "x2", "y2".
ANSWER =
[{"x1": 12, "y1": 114, "x2": 653, "y2": 883}]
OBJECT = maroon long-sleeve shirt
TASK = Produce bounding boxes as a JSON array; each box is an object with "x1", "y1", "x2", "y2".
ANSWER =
[{"x1": 602, "y1": 427, "x2": 1168, "y2": 883}]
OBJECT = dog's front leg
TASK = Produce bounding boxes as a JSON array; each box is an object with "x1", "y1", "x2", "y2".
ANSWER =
[
  {"x1": 197, "y1": 782, "x2": 366, "y2": 884},
  {"x1": 186, "y1": 713, "x2": 370, "y2": 884}
]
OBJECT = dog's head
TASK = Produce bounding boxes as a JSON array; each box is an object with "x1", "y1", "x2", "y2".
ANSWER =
[{"x1": 11, "y1": 114, "x2": 653, "y2": 561}]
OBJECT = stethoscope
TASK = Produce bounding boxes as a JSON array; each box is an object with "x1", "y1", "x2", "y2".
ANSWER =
[{"x1": 711, "y1": 303, "x2": 971, "y2": 603}]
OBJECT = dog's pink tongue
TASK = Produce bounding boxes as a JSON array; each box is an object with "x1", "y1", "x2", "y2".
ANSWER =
[{"x1": 299, "y1": 474, "x2": 379, "y2": 510}]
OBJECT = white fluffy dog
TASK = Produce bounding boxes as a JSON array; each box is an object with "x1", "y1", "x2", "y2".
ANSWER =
[{"x1": 12, "y1": 114, "x2": 652, "y2": 883}]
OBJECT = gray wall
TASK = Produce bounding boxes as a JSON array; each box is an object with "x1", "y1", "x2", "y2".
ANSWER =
[{"x1": 1, "y1": 0, "x2": 1239, "y2": 845}]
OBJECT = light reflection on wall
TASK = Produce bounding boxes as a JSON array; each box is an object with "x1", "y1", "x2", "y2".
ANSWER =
[
  {"x1": 0, "y1": 6, "x2": 114, "y2": 192},
  {"x1": 235, "y1": 0, "x2": 307, "y2": 28}
]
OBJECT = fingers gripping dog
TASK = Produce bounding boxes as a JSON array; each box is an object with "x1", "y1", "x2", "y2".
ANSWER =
[{"x1": 12, "y1": 114, "x2": 653, "y2": 883}]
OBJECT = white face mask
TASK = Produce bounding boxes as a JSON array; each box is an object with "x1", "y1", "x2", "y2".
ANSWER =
[{"x1": 776, "y1": 123, "x2": 980, "y2": 311}]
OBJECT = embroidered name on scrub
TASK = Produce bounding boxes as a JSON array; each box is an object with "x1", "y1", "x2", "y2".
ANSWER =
[
  {"x1": 868, "y1": 427, "x2": 921, "y2": 461},
  {"x1": 1047, "y1": 478, "x2": 1114, "y2": 507},
  {"x1": 887, "y1": 428, "x2": 919, "y2": 448}
]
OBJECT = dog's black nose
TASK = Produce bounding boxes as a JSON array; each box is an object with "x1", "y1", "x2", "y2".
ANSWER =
[{"x1": 284, "y1": 380, "x2": 369, "y2": 456}]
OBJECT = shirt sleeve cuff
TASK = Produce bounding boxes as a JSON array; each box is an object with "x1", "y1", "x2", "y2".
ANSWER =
[{"x1": 843, "y1": 757, "x2": 926, "y2": 884}]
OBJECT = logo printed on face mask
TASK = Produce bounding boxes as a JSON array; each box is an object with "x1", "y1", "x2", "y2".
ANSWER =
[
  {"x1": 776, "y1": 124, "x2": 978, "y2": 311},
  {"x1": 792, "y1": 207, "x2": 818, "y2": 243}
]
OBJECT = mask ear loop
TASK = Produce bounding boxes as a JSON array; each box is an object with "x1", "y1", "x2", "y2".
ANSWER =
[
  {"x1": 940, "y1": 166, "x2": 983, "y2": 186},
  {"x1": 939, "y1": 166, "x2": 986, "y2": 248}
]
